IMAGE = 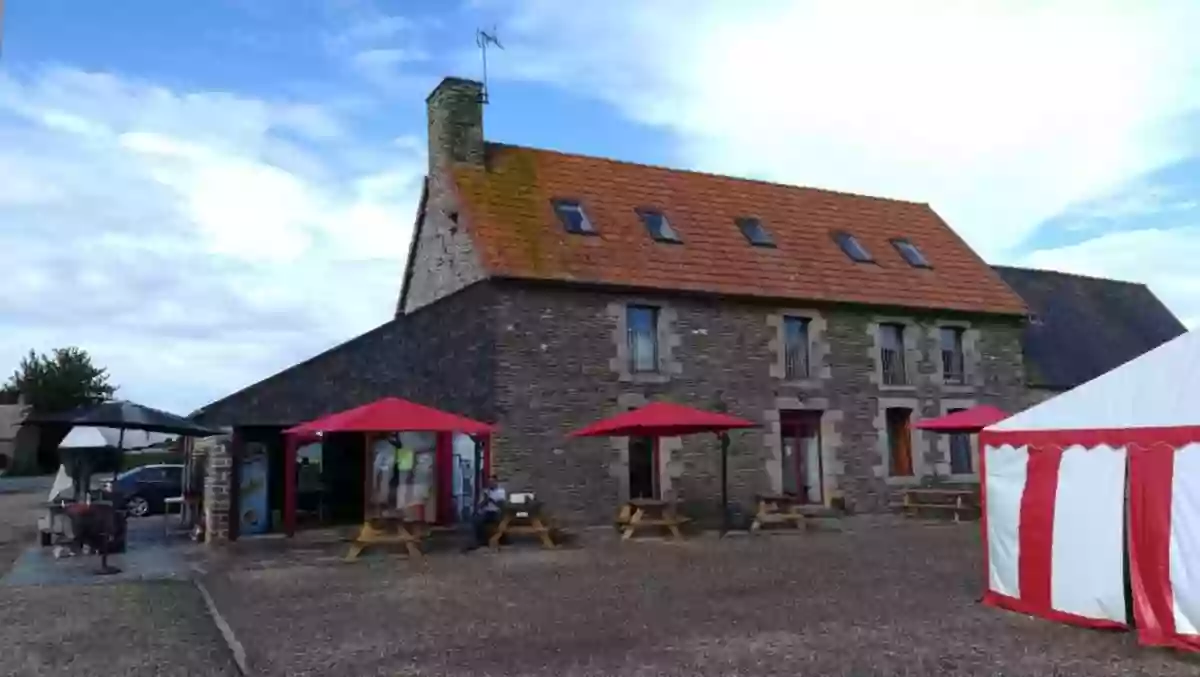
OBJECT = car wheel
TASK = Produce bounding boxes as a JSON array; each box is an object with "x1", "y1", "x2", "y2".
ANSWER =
[{"x1": 126, "y1": 495, "x2": 150, "y2": 517}]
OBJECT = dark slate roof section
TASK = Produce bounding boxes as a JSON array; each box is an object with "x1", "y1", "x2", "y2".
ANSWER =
[
  {"x1": 191, "y1": 282, "x2": 498, "y2": 427},
  {"x1": 993, "y1": 265, "x2": 1186, "y2": 390}
]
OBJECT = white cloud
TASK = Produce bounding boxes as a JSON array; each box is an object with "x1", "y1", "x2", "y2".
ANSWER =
[
  {"x1": 0, "y1": 68, "x2": 424, "y2": 414},
  {"x1": 485, "y1": 0, "x2": 1200, "y2": 260}
]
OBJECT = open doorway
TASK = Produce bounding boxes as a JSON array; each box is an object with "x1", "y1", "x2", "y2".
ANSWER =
[
  {"x1": 780, "y1": 410, "x2": 823, "y2": 504},
  {"x1": 886, "y1": 407, "x2": 915, "y2": 477},
  {"x1": 628, "y1": 436, "x2": 659, "y2": 499}
]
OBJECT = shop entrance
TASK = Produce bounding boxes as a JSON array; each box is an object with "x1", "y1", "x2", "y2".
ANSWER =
[{"x1": 628, "y1": 436, "x2": 659, "y2": 500}]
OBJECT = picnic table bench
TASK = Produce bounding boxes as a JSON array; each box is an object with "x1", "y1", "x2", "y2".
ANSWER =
[
  {"x1": 344, "y1": 514, "x2": 428, "y2": 560},
  {"x1": 489, "y1": 499, "x2": 558, "y2": 550},
  {"x1": 891, "y1": 487, "x2": 979, "y2": 522},
  {"x1": 615, "y1": 498, "x2": 691, "y2": 541},
  {"x1": 750, "y1": 493, "x2": 810, "y2": 532}
]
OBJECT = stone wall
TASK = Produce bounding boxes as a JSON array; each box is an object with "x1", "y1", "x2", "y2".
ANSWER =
[
  {"x1": 400, "y1": 78, "x2": 489, "y2": 315},
  {"x1": 489, "y1": 281, "x2": 1027, "y2": 524},
  {"x1": 193, "y1": 281, "x2": 499, "y2": 428}
]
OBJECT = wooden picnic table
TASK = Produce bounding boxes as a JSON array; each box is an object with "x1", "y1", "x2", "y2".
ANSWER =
[
  {"x1": 892, "y1": 487, "x2": 978, "y2": 523},
  {"x1": 489, "y1": 500, "x2": 558, "y2": 550},
  {"x1": 750, "y1": 493, "x2": 810, "y2": 532},
  {"x1": 616, "y1": 498, "x2": 690, "y2": 541},
  {"x1": 344, "y1": 514, "x2": 428, "y2": 560}
]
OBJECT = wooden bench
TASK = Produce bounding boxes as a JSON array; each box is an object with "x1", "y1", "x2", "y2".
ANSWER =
[
  {"x1": 891, "y1": 488, "x2": 978, "y2": 522},
  {"x1": 750, "y1": 494, "x2": 810, "y2": 532},
  {"x1": 617, "y1": 499, "x2": 691, "y2": 541},
  {"x1": 344, "y1": 516, "x2": 427, "y2": 560},
  {"x1": 489, "y1": 500, "x2": 558, "y2": 550}
]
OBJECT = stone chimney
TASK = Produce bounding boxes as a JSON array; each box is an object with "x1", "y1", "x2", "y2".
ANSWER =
[{"x1": 426, "y1": 77, "x2": 485, "y2": 171}]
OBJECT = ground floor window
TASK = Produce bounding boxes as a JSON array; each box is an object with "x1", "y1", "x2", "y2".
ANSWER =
[
  {"x1": 947, "y1": 408, "x2": 973, "y2": 474},
  {"x1": 886, "y1": 407, "x2": 914, "y2": 477}
]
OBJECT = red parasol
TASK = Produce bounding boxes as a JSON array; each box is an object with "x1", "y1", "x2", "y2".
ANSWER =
[
  {"x1": 285, "y1": 397, "x2": 496, "y2": 436},
  {"x1": 569, "y1": 401, "x2": 756, "y2": 438},
  {"x1": 570, "y1": 401, "x2": 757, "y2": 536},
  {"x1": 915, "y1": 405, "x2": 1008, "y2": 434}
]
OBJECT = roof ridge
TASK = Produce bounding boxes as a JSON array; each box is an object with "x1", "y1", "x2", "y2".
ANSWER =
[
  {"x1": 485, "y1": 142, "x2": 929, "y2": 208},
  {"x1": 992, "y1": 264, "x2": 1150, "y2": 287}
]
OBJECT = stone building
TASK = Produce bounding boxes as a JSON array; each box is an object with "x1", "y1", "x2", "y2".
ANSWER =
[{"x1": 194, "y1": 76, "x2": 1041, "y2": 534}]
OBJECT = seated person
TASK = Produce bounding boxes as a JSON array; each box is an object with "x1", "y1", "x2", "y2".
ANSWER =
[{"x1": 466, "y1": 474, "x2": 507, "y2": 550}]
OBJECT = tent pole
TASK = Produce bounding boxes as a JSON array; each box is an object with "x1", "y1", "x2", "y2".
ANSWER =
[
  {"x1": 720, "y1": 432, "x2": 730, "y2": 537},
  {"x1": 283, "y1": 433, "x2": 297, "y2": 537},
  {"x1": 473, "y1": 436, "x2": 483, "y2": 520},
  {"x1": 115, "y1": 428, "x2": 125, "y2": 483}
]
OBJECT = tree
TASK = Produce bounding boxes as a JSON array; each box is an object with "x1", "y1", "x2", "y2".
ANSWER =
[{"x1": 2, "y1": 347, "x2": 117, "y2": 413}]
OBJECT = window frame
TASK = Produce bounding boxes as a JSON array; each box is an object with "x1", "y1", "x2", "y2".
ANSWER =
[
  {"x1": 551, "y1": 198, "x2": 597, "y2": 235},
  {"x1": 879, "y1": 323, "x2": 908, "y2": 386},
  {"x1": 940, "y1": 326, "x2": 966, "y2": 385},
  {"x1": 636, "y1": 208, "x2": 682, "y2": 244},
  {"x1": 736, "y1": 217, "x2": 776, "y2": 248},
  {"x1": 891, "y1": 238, "x2": 931, "y2": 268},
  {"x1": 782, "y1": 316, "x2": 811, "y2": 380},
  {"x1": 626, "y1": 304, "x2": 660, "y2": 374},
  {"x1": 832, "y1": 231, "x2": 874, "y2": 263}
]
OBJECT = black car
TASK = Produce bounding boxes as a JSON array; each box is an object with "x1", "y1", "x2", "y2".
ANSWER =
[{"x1": 104, "y1": 464, "x2": 184, "y2": 517}]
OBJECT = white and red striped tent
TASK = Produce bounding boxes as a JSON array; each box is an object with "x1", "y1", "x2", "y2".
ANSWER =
[{"x1": 979, "y1": 328, "x2": 1200, "y2": 651}]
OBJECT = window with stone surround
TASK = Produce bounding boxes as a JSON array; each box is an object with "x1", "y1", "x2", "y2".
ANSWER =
[
  {"x1": 940, "y1": 326, "x2": 966, "y2": 384},
  {"x1": 783, "y1": 316, "x2": 810, "y2": 380},
  {"x1": 947, "y1": 408, "x2": 973, "y2": 474},
  {"x1": 627, "y1": 305, "x2": 659, "y2": 373},
  {"x1": 879, "y1": 323, "x2": 908, "y2": 386}
]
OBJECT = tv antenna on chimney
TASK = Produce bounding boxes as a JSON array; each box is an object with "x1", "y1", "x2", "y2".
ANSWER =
[{"x1": 476, "y1": 27, "x2": 503, "y2": 104}]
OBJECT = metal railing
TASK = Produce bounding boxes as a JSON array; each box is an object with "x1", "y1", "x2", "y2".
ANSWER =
[{"x1": 881, "y1": 348, "x2": 907, "y2": 385}]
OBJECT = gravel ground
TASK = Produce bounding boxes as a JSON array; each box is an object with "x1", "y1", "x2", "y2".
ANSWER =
[
  {"x1": 202, "y1": 519, "x2": 1199, "y2": 677},
  {"x1": 0, "y1": 581, "x2": 239, "y2": 677}
]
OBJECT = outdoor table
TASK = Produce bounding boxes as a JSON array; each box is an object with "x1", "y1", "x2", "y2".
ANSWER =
[
  {"x1": 750, "y1": 493, "x2": 809, "y2": 532},
  {"x1": 893, "y1": 487, "x2": 977, "y2": 523},
  {"x1": 617, "y1": 498, "x2": 690, "y2": 541},
  {"x1": 489, "y1": 500, "x2": 557, "y2": 549},
  {"x1": 344, "y1": 514, "x2": 428, "y2": 560}
]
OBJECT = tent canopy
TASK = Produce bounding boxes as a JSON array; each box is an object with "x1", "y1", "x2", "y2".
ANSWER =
[
  {"x1": 978, "y1": 327, "x2": 1200, "y2": 652},
  {"x1": 285, "y1": 397, "x2": 496, "y2": 436},
  {"x1": 988, "y1": 328, "x2": 1200, "y2": 435},
  {"x1": 569, "y1": 401, "x2": 757, "y2": 438},
  {"x1": 916, "y1": 405, "x2": 1008, "y2": 433},
  {"x1": 26, "y1": 400, "x2": 222, "y2": 436},
  {"x1": 59, "y1": 426, "x2": 174, "y2": 451}
]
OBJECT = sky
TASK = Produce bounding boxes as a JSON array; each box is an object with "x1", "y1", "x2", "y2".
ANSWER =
[{"x1": 2, "y1": 0, "x2": 1199, "y2": 415}]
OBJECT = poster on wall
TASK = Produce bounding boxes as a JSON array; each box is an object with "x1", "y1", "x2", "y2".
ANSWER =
[{"x1": 239, "y1": 443, "x2": 269, "y2": 535}]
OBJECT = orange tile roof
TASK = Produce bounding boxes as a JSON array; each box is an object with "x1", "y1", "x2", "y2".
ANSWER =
[{"x1": 452, "y1": 143, "x2": 1027, "y2": 316}]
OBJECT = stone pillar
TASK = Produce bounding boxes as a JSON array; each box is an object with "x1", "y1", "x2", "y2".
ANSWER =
[{"x1": 204, "y1": 438, "x2": 233, "y2": 544}]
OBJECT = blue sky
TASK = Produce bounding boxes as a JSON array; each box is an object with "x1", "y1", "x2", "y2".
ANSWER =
[{"x1": 3, "y1": 0, "x2": 1199, "y2": 414}]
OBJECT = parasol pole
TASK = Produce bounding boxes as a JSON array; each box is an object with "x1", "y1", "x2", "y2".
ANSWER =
[
  {"x1": 719, "y1": 431, "x2": 730, "y2": 537},
  {"x1": 114, "y1": 428, "x2": 125, "y2": 483}
]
